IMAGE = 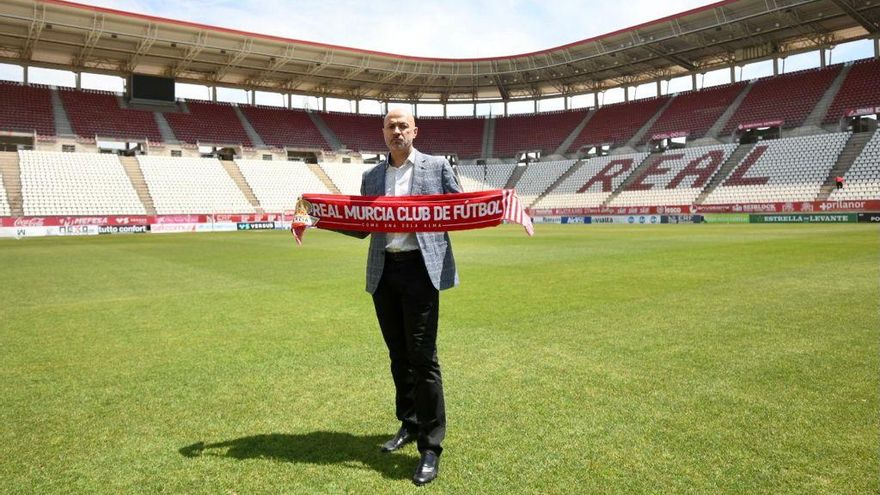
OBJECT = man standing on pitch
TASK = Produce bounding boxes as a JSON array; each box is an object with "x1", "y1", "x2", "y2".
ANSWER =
[{"x1": 347, "y1": 108, "x2": 461, "y2": 485}]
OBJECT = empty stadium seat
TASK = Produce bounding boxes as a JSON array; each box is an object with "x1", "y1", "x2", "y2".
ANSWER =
[
  {"x1": 0, "y1": 81, "x2": 55, "y2": 136},
  {"x1": 824, "y1": 58, "x2": 880, "y2": 124},
  {"x1": 415, "y1": 117, "x2": 484, "y2": 159},
  {"x1": 568, "y1": 97, "x2": 669, "y2": 152},
  {"x1": 493, "y1": 110, "x2": 587, "y2": 157},
  {"x1": 533, "y1": 152, "x2": 649, "y2": 209},
  {"x1": 609, "y1": 144, "x2": 738, "y2": 207},
  {"x1": 722, "y1": 65, "x2": 841, "y2": 135},
  {"x1": 828, "y1": 130, "x2": 880, "y2": 201},
  {"x1": 137, "y1": 155, "x2": 254, "y2": 214},
  {"x1": 455, "y1": 163, "x2": 516, "y2": 192},
  {"x1": 19, "y1": 150, "x2": 146, "y2": 215},
  {"x1": 235, "y1": 159, "x2": 330, "y2": 212},
  {"x1": 320, "y1": 113, "x2": 386, "y2": 152},
  {"x1": 319, "y1": 162, "x2": 374, "y2": 195},
  {"x1": 163, "y1": 100, "x2": 252, "y2": 146},
  {"x1": 703, "y1": 132, "x2": 851, "y2": 204},
  {"x1": 642, "y1": 83, "x2": 746, "y2": 143},
  {"x1": 238, "y1": 106, "x2": 328, "y2": 149},
  {"x1": 59, "y1": 88, "x2": 163, "y2": 142},
  {"x1": 512, "y1": 160, "x2": 577, "y2": 206}
]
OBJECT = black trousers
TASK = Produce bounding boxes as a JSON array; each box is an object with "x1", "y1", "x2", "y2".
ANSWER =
[{"x1": 372, "y1": 251, "x2": 446, "y2": 455}]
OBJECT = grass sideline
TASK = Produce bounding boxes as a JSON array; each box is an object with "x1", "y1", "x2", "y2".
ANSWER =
[{"x1": 0, "y1": 224, "x2": 877, "y2": 494}]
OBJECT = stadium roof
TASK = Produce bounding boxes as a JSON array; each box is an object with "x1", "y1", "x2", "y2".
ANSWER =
[{"x1": 0, "y1": 0, "x2": 878, "y2": 104}]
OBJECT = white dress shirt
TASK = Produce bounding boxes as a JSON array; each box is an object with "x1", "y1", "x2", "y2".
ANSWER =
[{"x1": 385, "y1": 148, "x2": 420, "y2": 252}]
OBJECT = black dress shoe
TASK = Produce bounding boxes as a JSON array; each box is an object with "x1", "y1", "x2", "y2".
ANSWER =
[
  {"x1": 412, "y1": 450, "x2": 439, "y2": 486},
  {"x1": 380, "y1": 427, "x2": 414, "y2": 453}
]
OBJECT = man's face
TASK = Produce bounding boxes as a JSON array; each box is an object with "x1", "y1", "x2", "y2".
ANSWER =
[{"x1": 383, "y1": 111, "x2": 418, "y2": 153}]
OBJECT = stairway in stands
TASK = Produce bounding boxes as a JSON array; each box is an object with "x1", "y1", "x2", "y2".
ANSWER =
[
  {"x1": 504, "y1": 163, "x2": 527, "y2": 190},
  {"x1": 531, "y1": 159, "x2": 587, "y2": 207},
  {"x1": 307, "y1": 112, "x2": 344, "y2": 151},
  {"x1": 0, "y1": 152, "x2": 23, "y2": 216},
  {"x1": 482, "y1": 118, "x2": 496, "y2": 158},
  {"x1": 625, "y1": 96, "x2": 677, "y2": 149},
  {"x1": 693, "y1": 143, "x2": 755, "y2": 205},
  {"x1": 153, "y1": 112, "x2": 179, "y2": 143},
  {"x1": 118, "y1": 156, "x2": 157, "y2": 215},
  {"x1": 554, "y1": 109, "x2": 595, "y2": 156},
  {"x1": 816, "y1": 131, "x2": 873, "y2": 200},
  {"x1": 49, "y1": 88, "x2": 75, "y2": 137},
  {"x1": 802, "y1": 64, "x2": 852, "y2": 128},
  {"x1": 219, "y1": 160, "x2": 264, "y2": 213},
  {"x1": 601, "y1": 154, "x2": 653, "y2": 206},
  {"x1": 707, "y1": 82, "x2": 753, "y2": 138},
  {"x1": 233, "y1": 106, "x2": 267, "y2": 148},
  {"x1": 307, "y1": 163, "x2": 341, "y2": 194}
]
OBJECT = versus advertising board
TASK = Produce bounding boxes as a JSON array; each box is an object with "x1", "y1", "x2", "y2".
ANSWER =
[
  {"x1": 236, "y1": 221, "x2": 276, "y2": 230},
  {"x1": 750, "y1": 214, "x2": 858, "y2": 223}
]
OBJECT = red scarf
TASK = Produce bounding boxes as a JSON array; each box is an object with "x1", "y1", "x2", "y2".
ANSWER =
[{"x1": 292, "y1": 189, "x2": 533, "y2": 244}]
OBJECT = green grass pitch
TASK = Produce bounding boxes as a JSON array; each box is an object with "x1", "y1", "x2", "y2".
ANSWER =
[{"x1": 0, "y1": 224, "x2": 877, "y2": 494}]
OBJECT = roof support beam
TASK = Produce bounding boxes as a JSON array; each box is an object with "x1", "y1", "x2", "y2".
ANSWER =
[
  {"x1": 21, "y1": 3, "x2": 46, "y2": 61},
  {"x1": 829, "y1": 0, "x2": 879, "y2": 33},
  {"x1": 642, "y1": 45, "x2": 696, "y2": 71}
]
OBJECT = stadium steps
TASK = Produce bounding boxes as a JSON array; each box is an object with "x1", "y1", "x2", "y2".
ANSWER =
[
  {"x1": 600, "y1": 154, "x2": 655, "y2": 206},
  {"x1": 307, "y1": 112, "x2": 344, "y2": 151},
  {"x1": 802, "y1": 63, "x2": 852, "y2": 128},
  {"x1": 153, "y1": 112, "x2": 179, "y2": 143},
  {"x1": 482, "y1": 118, "x2": 496, "y2": 158},
  {"x1": 625, "y1": 96, "x2": 677, "y2": 149},
  {"x1": 118, "y1": 156, "x2": 157, "y2": 215},
  {"x1": 554, "y1": 109, "x2": 596, "y2": 156},
  {"x1": 220, "y1": 160, "x2": 265, "y2": 213},
  {"x1": 816, "y1": 131, "x2": 873, "y2": 201},
  {"x1": 0, "y1": 152, "x2": 23, "y2": 216},
  {"x1": 307, "y1": 163, "x2": 341, "y2": 194},
  {"x1": 504, "y1": 162, "x2": 527, "y2": 190},
  {"x1": 707, "y1": 81, "x2": 753, "y2": 139},
  {"x1": 531, "y1": 159, "x2": 587, "y2": 207},
  {"x1": 49, "y1": 88, "x2": 75, "y2": 137},
  {"x1": 232, "y1": 106, "x2": 267, "y2": 148},
  {"x1": 693, "y1": 143, "x2": 755, "y2": 205}
]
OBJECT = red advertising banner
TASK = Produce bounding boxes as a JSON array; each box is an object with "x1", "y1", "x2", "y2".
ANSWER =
[
  {"x1": 529, "y1": 205, "x2": 694, "y2": 216},
  {"x1": 695, "y1": 200, "x2": 880, "y2": 214},
  {"x1": 0, "y1": 213, "x2": 264, "y2": 227},
  {"x1": 737, "y1": 119, "x2": 784, "y2": 131},
  {"x1": 651, "y1": 130, "x2": 690, "y2": 141},
  {"x1": 844, "y1": 106, "x2": 880, "y2": 118}
]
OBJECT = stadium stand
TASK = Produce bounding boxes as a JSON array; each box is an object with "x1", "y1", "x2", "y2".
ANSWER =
[
  {"x1": 136, "y1": 155, "x2": 254, "y2": 214},
  {"x1": 493, "y1": 110, "x2": 587, "y2": 157},
  {"x1": 235, "y1": 159, "x2": 331, "y2": 212},
  {"x1": 641, "y1": 83, "x2": 746, "y2": 143},
  {"x1": 163, "y1": 100, "x2": 252, "y2": 145},
  {"x1": 823, "y1": 58, "x2": 880, "y2": 124},
  {"x1": 568, "y1": 97, "x2": 669, "y2": 152},
  {"x1": 512, "y1": 160, "x2": 577, "y2": 206},
  {"x1": 414, "y1": 117, "x2": 484, "y2": 158},
  {"x1": 320, "y1": 112, "x2": 385, "y2": 152},
  {"x1": 828, "y1": 130, "x2": 880, "y2": 201},
  {"x1": 455, "y1": 163, "x2": 517, "y2": 192},
  {"x1": 58, "y1": 88, "x2": 164, "y2": 143},
  {"x1": 609, "y1": 144, "x2": 739, "y2": 206},
  {"x1": 702, "y1": 132, "x2": 851, "y2": 204},
  {"x1": 533, "y1": 152, "x2": 650, "y2": 209},
  {"x1": 238, "y1": 106, "x2": 328, "y2": 149},
  {"x1": 19, "y1": 150, "x2": 145, "y2": 215},
  {"x1": 0, "y1": 172, "x2": 10, "y2": 216},
  {"x1": 721, "y1": 65, "x2": 841, "y2": 135},
  {"x1": 319, "y1": 162, "x2": 374, "y2": 195},
  {"x1": 0, "y1": 82, "x2": 55, "y2": 136}
]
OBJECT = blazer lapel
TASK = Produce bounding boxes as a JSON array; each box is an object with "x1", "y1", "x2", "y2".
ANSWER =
[{"x1": 410, "y1": 150, "x2": 427, "y2": 195}]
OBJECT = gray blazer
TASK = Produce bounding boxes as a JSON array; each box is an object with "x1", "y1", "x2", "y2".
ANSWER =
[{"x1": 353, "y1": 150, "x2": 462, "y2": 294}]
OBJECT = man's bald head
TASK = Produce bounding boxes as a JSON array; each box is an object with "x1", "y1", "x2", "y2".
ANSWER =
[{"x1": 383, "y1": 108, "x2": 418, "y2": 163}]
